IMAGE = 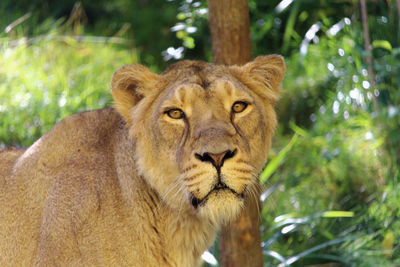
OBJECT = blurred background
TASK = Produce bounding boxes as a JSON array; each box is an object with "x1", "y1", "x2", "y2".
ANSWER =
[{"x1": 0, "y1": 0, "x2": 399, "y2": 266}]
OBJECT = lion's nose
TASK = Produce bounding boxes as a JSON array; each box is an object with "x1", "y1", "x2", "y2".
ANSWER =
[{"x1": 195, "y1": 149, "x2": 237, "y2": 169}]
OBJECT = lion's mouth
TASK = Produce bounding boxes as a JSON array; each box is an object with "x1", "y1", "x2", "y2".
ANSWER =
[{"x1": 190, "y1": 182, "x2": 244, "y2": 209}]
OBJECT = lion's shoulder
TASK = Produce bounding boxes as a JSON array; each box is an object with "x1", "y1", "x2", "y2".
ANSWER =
[
  {"x1": 1, "y1": 108, "x2": 125, "y2": 181},
  {"x1": 39, "y1": 108, "x2": 123, "y2": 152},
  {"x1": 53, "y1": 107, "x2": 123, "y2": 138},
  {"x1": 0, "y1": 147, "x2": 26, "y2": 185}
]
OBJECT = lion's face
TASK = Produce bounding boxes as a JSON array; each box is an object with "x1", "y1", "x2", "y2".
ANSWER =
[{"x1": 111, "y1": 56, "x2": 285, "y2": 225}]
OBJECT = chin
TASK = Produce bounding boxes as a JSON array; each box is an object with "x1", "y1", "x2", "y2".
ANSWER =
[{"x1": 196, "y1": 190, "x2": 244, "y2": 227}]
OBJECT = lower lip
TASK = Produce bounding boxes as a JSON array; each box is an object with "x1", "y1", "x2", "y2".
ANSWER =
[{"x1": 191, "y1": 188, "x2": 244, "y2": 209}]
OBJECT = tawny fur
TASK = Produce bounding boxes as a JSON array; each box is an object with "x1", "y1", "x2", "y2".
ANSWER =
[{"x1": 0, "y1": 55, "x2": 285, "y2": 266}]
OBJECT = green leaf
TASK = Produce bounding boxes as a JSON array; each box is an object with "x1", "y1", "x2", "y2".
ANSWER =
[
  {"x1": 282, "y1": 0, "x2": 300, "y2": 53},
  {"x1": 322, "y1": 211, "x2": 354, "y2": 218},
  {"x1": 289, "y1": 121, "x2": 307, "y2": 137},
  {"x1": 183, "y1": 36, "x2": 195, "y2": 49},
  {"x1": 372, "y1": 40, "x2": 392, "y2": 51},
  {"x1": 264, "y1": 250, "x2": 287, "y2": 264},
  {"x1": 260, "y1": 133, "x2": 298, "y2": 184},
  {"x1": 176, "y1": 12, "x2": 187, "y2": 20},
  {"x1": 280, "y1": 237, "x2": 353, "y2": 266},
  {"x1": 176, "y1": 30, "x2": 185, "y2": 39}
]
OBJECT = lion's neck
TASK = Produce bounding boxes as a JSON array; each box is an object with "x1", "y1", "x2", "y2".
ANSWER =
[{"x1": 160, "y1": 206, "x2": 216, "y2": 266}]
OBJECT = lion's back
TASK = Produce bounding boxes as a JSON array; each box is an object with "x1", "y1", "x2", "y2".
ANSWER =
[
  {"x1": 0, "y1": 147, "x2": 26, "y2": 187},
  {"x1": 0, "y1": 108, "x2": 122, "y2": 186}
]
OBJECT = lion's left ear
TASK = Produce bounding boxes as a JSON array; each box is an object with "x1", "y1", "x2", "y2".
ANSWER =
[
  {"x1": 111, "y1": 64, "x2": 162, "y2": 124},
  {"x1": 232, "y1": 55, "x2": 285, "y2": 103}
]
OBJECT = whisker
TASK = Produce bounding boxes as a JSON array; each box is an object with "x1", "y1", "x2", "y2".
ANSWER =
[
  {"x1": 186, "y1": 180, "x2": 202, "y2": 190},
  {"x1": 182, "y1": 164, "x2": 198, "y2": 173},
  {"x1": 162, "y1": 180, "x2": 182, "y2": 200},
  {"x1": 183, "y1": 172, "x2": 208, "y2": 182},
  {"x1": 234, "y1": 176, "x2": 252, "y2": 183},
  {"x1": 245, "y1": 184, "x2": 261, "y2": 220},
  {"x1": 246, "y1": 183, "x2": 261, "y2": 222},
  {"x1": 169, "y1": 183, "x2": 186, "y2": 203},
  {"x1": 173, "y1": 183, "x2": 187, "y2": 227},
  {"x1": 235, "y1": 159, "x2": 252, "y2": 165},
  {"x1": 250, "y1": 171, "x2": 262, "y2": 182},
  {"x1": 229, "y1": 168, "x2": 254, "y2": 174},
  {"x1": 155, "y1": 179, "x2": 183, "y2": 213}
]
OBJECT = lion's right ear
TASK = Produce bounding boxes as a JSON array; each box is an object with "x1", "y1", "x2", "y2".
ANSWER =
[{"x1": 111, "y1": 64, "x2": 162, "y2": 124}]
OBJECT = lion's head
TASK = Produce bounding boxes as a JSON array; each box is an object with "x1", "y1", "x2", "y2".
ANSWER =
[{"x1": 111, "y1": 55, "x2": 285, "y2": 226}]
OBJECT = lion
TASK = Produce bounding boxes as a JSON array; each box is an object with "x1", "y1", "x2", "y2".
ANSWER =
[{"x1": 0, "y1": 55, "x2": 285, "y2": 266}]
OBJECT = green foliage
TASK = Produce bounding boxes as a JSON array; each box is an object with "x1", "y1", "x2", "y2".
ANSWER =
[
  {"x1": 262, "y1": 113, "x2": 394, "y2": 265},
  {"x1": 0, "y1": 0, "x2": 181, "y2": 68},
  {"x1": 259, "y1": 1, "x2": 400, "y2": 265},
  {"x1": 0, "y1": 33, "x2": 137, "y2": 147}
]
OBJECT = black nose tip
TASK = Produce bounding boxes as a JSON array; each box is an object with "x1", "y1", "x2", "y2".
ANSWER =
[{"x1": 195, "y1": 149, "x2": 237, "y2": 168}]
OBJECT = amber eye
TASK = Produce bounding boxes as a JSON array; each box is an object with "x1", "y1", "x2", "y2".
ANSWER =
[
  {"x1": 232, "y1": 101, "x2": 248, "y2": 113},
  {"x1": 166, "y1": 109, "x2": 185, "y2": 119}
]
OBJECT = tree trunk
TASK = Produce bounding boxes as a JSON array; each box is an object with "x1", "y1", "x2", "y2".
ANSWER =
[
  {"x1": 207, "y1": 1, "x2": 263, "y2": 266},
  {"x1": 360, "y1": 0, "x2": 378, "y2": 110},
  {"x1": 208, "y1": 0, "x2": 252, "y2": 65}
]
